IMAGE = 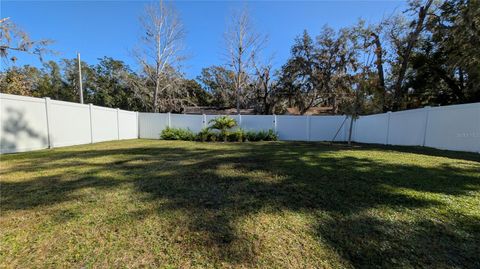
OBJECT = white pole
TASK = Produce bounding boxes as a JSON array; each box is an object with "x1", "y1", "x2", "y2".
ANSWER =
[
  {"x1": 306, "y1": 115, "x2": 311, "y2": 141},
  {"x1": 422, "y1": 106, "x2": 431, "y2": 147},
  {"x1": 386, "y1": 111, "x2": 392, "y2": 145},
  {"x1": 273, "y1": 114, "x2": 277, "y2": 133},
  {"x1": 77, "y1": 53, "x2": 84, "y2": 104},
  {"x1": 116, "y1": 108, "x2": 120, "y2": 140},
  {"x1": 44, "y1": 97, "x2": 53, "y2": 148},
  {"x1": 89, "y1": 104, "x2": 94, "y2": 143}
]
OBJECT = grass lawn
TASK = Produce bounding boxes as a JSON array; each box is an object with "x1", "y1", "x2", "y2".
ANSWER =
[{"x1": 1, "y1": 140, "x2": 479, "y2": 268}]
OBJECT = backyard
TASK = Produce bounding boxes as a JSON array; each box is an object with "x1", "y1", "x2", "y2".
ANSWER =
[{"x1": 1, "y1": 140, "x2": 479, "y2": 268}]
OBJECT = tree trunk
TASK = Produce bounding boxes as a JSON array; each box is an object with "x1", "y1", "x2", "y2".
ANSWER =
[
  {"x1": 392, "y1": 0, "x2": 433, "y2": 111},
  {"x1": 347, "y1": 115, "x2": 354, "y2": 146},
  {"x1": 153, "y1": 76, "x2": 160, "y2": 112},
  {"x1": 370, "y1": 32, "x2": 387, "y2": 111}
]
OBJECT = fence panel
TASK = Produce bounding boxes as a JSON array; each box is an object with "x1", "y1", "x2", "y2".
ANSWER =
[
  {"x1": 354, "y1": 114, "x2": 389, "y2": 144},
  {"x1": 239, "y1": 115, "x2": 275, "y2": 132},
  {"x1": 91, "y1": 106, "x2": 118, "y2": 143},
  {"x1": 387, "y1": 108, "x2": 426, "y2": 146},
  {"x1": 118, "y1": 110, "x2": 138, "y2": 139},
  {"x1": 276, "y1": 116, "x2": 308, "y2": 141},
  {"x1": 310, "y1": 116, "x2": 348, "y2": 142},
  {"x1": 424, "y1": 103, "x2": 480, "y2": 152},
  {"x1": 138, "y1": 113, "x2": 169, "y2": 139},
  {"x1": 49, "y1": 100, "x2": 91, "y2": 147},
  {"x1": 171, "y1": 114, "x2": 204, "y2": 133},
  {"x1": 0, "y1": 94, "x2": 50, "y2": 153}
]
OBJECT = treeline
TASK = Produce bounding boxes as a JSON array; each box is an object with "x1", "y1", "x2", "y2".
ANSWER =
[
  {"x1": 1, "y1": 0, "x2": 478, "y2": 114},
  {"x1": 0, "y1": 57, "x2": 210, "y2": 112}
]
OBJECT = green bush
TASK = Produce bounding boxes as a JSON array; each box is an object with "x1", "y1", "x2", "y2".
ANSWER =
[
  {"x1": 208, "y1": 116, "x2": 237, "y2": 142},
  {"x1": 246, "y1": 129, "x2": 278, "y2": 141},
  {"x1": 265, "y1": 129, "x2": 278, "y2": 141},
  {"x1": 227, "y1": 128, "x2": 246, "y2": 142},
  {"x1": 196, "y1": 128, "x2": 219, "y2": 142},
  {"x1": 160, "y1": 125, "x2": 277, "y2": 143},
  {"x1": 160, "y1": 127, "x2": 195, "y2": 141}
]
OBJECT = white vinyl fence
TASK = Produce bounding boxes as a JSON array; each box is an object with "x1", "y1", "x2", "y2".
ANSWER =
[
  {"x1": 139, "y1": 103, "x2": 479, "y2": 153},
  {"x1": 0, "y1": 93, "x2": 138, "y2": 153},
  {"x1": 1, "y1": 92, "x2": 479, "y2": 153},
  {"x1": 353, "y1": 103, "x2": 480, "y2": 152},
  {"x1": 138, "y1": 113, "x2": 350, "y2": 142}
]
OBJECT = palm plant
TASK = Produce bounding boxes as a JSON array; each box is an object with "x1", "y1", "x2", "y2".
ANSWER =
[{"x1": 208, "y1": 115, "x2": 237, "y2": 142}]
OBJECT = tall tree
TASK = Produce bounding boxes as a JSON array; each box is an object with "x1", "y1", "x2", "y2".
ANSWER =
[
  {"x1": 277, "y1": 30, "x2": 318, "y2": 114},
  {"x1": 252, "y1": 59, "x2": 277, "y2": 114},
  {"x1": 198, "y1": 66, "x2": 236, "y2": 108},
  {"x1": 224, "y1": 8, "x2": 264, "y2": 114},
  {"x1": 135, "y1": 0, "x2": 185, "y2": 112},
  {"x1": 390, "y1": 0, "x2": 434, "y2": 110}
]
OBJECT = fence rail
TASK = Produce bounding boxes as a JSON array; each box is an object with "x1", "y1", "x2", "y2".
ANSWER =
[{"x1": 1, "y1": 93, "x2": 479, "y2": 154}]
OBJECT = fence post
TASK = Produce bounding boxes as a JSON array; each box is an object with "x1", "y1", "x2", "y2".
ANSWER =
[
  {"x1": 167, "y1": 112, "x2": 171, "y2": 128},
  {"x1": 136, "y1": 112, "x2": 140, "y2": 139},
  {"x1": 422, "y1": 106, "x2": 431, "y2": 147},
  {"x1": 306, "y1": 115, "x2": 311, "y2": 141},
  {"x1": 89, "y1": 104, "x2": 94, "y2": 143},
  {"x1": 386, "y1": 111, "x2": 392, "y2": 145},
  {"x1": 116, "y1": 108, "x2": 120, "y2": 140},
  {"x1": 202, "y1": 114, "x2": 207, "y2": 129},
  {"x1": 44, "y1": 97, "x2": 53, "y2": 148},
  {"x1": 273, "y1": 114, "x2": 277, "y2": 133},
  {"x1": 238, "y1": 114, "x2": 242, "y2": 128}
]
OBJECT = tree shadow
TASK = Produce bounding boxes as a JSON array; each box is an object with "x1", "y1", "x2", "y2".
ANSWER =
[
  {"x1": 1, "y1": 107, "x2": 49, "y2": 154},
  {"x1": 1, "y1": 141, "x2": 479, "y2": 267}
]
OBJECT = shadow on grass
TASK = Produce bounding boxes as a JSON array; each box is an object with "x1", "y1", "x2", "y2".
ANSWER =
[{"x1": 1, "y1": 141, "x2": 479, "y2": 267}]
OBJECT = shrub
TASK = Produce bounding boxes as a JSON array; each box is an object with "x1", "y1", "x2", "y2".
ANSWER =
[
  {"x1": 160, "y1": 127, "x2": 195, "y2": 141},
  {"x1": 160, "y1": 125, "x2": 277, "y2": 143},
  {"x1": 227, "y1": 128, "x2": 246, "y2": 142},
  {"x1": 246, "y1": 129, "x2": 278, "y2": 141},
  {"x1": 208, "y1": 116, "x2": 237, "y2": 142},
  {"x1": 265, "y1": 129, "x2": 278, "y2": 141},
  {"x1": 197, "y1": 128, "x2": 219, "y2": 142}
]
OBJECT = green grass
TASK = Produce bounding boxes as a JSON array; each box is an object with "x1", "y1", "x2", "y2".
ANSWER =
[{"x1": 1, "y1": 140, "x2": 479, "y2": 268}]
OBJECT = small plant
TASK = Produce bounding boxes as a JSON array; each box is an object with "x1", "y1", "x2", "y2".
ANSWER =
[
  {"x1": 208, "y1": 115, "x2": 237, "y2": 142},
  {"x1": 246, "y1": 129, "x2": 278, "y2": 141},
  {"x1": 265, "y1": 129, "x2": 278, "y2": 141},
  {"x1": 196, "y1": 128, "x2": 218, "y2": 142},
  {"x1": 228, "y1": 128, "x2": 246, "y2": 142},
  {"x1": 160, "y1": 127, "x2": 195, "y2": 141}
]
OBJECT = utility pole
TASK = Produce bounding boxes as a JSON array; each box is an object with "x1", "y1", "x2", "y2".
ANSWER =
[{"x1": 77, "y1": 52, "x2": 84, "y2": 104}]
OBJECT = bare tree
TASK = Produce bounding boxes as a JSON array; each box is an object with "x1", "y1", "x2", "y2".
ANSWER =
[
  {"x1": 224, "y1": 8, "x2": 265, "y2": 114},
  {"x1": 135, "y1": 0, "x2": 185, "y2": 112},
  {"x1": 0, "y1": 17, "x2": 53, "y2": 63}
]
